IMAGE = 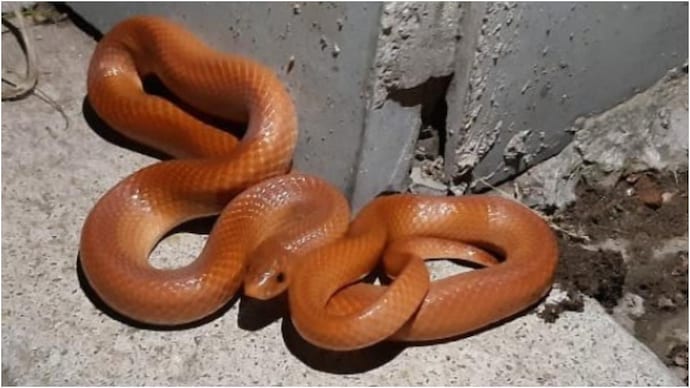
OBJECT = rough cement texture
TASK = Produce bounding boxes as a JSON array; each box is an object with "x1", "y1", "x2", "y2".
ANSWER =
[
  {"x1": 448, "y1": 2, "x2": 688, "y2": 189},
  {"x1": 369, "y1": 2, "x2": 460, "y2": 109},
  {"x1": 1, "y1": 14, "x2": 684, "y2": 387}
]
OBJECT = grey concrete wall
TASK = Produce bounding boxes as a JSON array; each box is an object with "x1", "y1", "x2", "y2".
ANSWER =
[
  {"x1": 68, "y1": 2, "x2": 689, "y2": 209},
  {"x1": 447, "y1": 2, "x2": 689, "y2": 191}
]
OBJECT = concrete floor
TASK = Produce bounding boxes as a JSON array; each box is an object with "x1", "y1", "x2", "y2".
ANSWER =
[{"x1": 1, "y1": 17, "x2": 683, "y2": 386}]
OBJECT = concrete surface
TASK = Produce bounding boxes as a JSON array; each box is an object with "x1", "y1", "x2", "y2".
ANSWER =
[
  {"x1": 448, "y1": 2, "x2": 689, "y2": 189},
  {"x1": 1, "y1": 14, "x2": 685, "y2": 386}
]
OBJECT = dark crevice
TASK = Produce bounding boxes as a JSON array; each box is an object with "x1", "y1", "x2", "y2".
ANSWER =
[
  {"x1": 388, "y1": 74, "x2": 453, "y2": 160},
  {"x1": 387, "y1": 74, "x2": 453, "y2": 193}
]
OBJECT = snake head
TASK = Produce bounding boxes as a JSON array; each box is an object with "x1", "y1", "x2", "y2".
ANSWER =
[{"x1": 243, "y1": 245, "x2": 290, "y2": 300}]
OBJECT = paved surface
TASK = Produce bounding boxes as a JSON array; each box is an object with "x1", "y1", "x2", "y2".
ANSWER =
[{"x1": 2, "y1": 18, "x2": 683, "y2": 386}]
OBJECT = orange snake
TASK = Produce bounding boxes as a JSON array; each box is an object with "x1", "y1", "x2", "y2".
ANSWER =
[{"x1": 79, "y1": 16, "x2": 558, "y2": 351}]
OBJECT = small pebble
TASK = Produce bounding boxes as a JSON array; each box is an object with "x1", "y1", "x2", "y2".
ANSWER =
[
  {"x1": 661, "y1": 192, "x2": 675, "y2": 204},
  {"x1": 657, "y1": 296, "x2": 676, "y2": 310}
]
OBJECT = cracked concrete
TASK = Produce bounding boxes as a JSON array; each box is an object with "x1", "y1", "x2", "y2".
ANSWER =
[{"x1": 1, "y1": 10, "x2": 684, "y2": 386}]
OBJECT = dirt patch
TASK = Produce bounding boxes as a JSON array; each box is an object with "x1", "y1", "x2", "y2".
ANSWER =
[{"x1": 545, "y1": 169, "x2": 688, "y2": 383}]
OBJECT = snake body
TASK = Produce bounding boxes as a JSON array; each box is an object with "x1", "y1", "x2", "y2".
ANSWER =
[
  {"x1": 79, "y1": 16, "x2": 559, "y2": 351},
  {"x1": 81, "y1": 15, "x2": 297, "y2": 324}
]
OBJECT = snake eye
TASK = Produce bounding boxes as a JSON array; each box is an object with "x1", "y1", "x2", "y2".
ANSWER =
[{"x1": 276, "y1": 272, "x2": 286, "y2": 283}]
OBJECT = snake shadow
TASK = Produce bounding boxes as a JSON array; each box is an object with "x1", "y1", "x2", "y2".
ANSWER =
[
  {"x1": 279, "y1": 298, "x2": 547, "y2": 375},
  {"x1": 81, "y1": 97, "x2": 170, "y2": 161},
  {"x1": 280, "y1": 318, "x2": 406, "y2": 374}
]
